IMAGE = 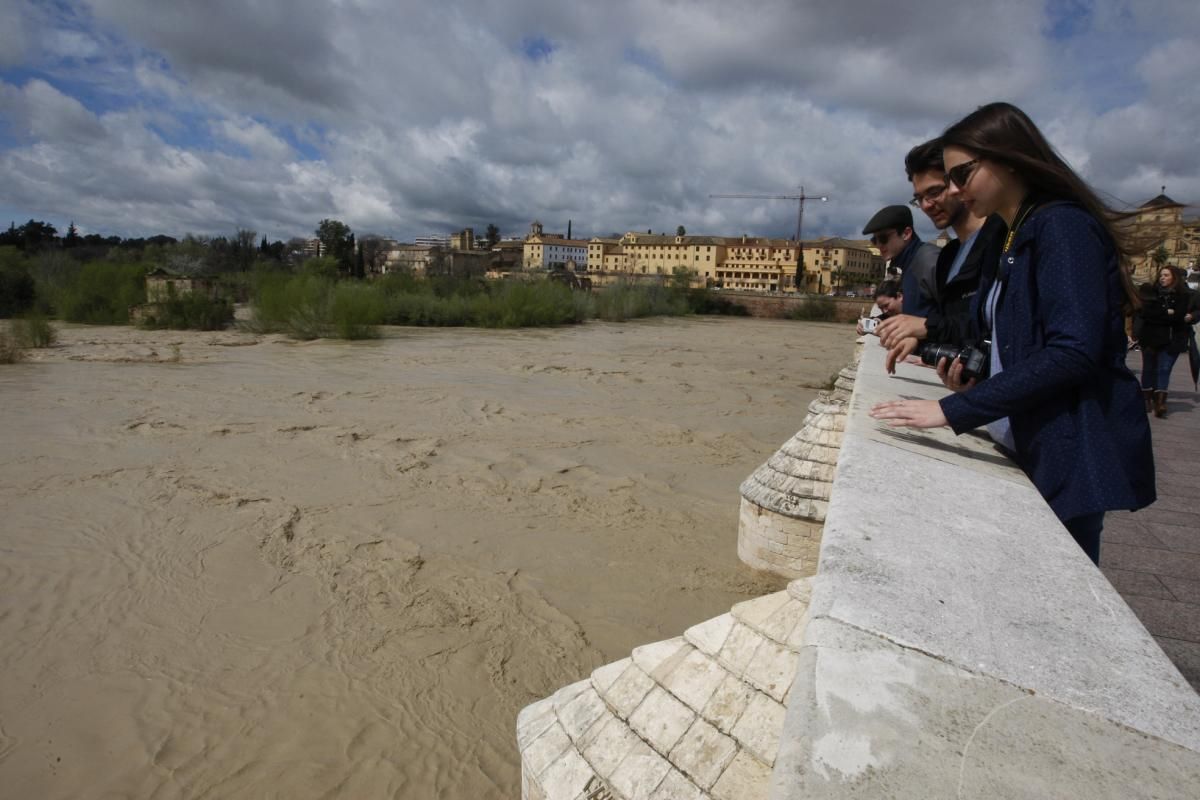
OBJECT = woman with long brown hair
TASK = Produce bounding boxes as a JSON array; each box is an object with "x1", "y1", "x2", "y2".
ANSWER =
[
  {"x1": 1135, "y1": 265, "x2": 1199, "y2": 417},
  {"x1": 870, "y1": 102, "x2": 1155, "y2": 565}
]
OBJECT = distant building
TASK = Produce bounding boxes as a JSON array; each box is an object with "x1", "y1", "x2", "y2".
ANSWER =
[
  {"x1": 414, "y1": 233, "x2": 450, "y2": 249},
  {"x1": 1127, "y1": 190, "x2": 1198, "y2": 282},
  {"x1": 523, "y1": 221, "x2": 589, "y2": 271},
  {"x1": 382, "y1": 244, "x2": 435, "y2": 275},
  {"x1": 301, "y1": 238, "x2": 322, "y2": 258},
  {"x1": 449, "y1": 228, "x2": 476, "y2": 251}
]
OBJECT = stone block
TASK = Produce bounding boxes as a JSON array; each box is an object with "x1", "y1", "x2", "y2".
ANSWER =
[
  {"x1": 701, "y1": 673, "x2": 756, "y2": 734},
  {"x1": 661, "y1": 648, "x2": 729, "y2": 713},
  {"x1": 732, "y1": 590, "x2": 791, "y2": 633},
  {"x1": 525, "y1": 721, "x2": 572, "y2": 779},
  {"x1": 730, "y1": 691, "x2": 785, "y2": 765},
  {"x1": 757, "y1": 598, "x2": 805, "y2": 645},
  {"x1": 710, "y1": 750, "x2": 772, "y2": 800},
  {"x1": 518, "y1": 697, "x2": 559, "y2": 751},
  {"x1": 628, "y1": 686, "x2": 696, "y2": 754},
  {"x1": 558, "y1": 686, "x2": 610, "y2": 742},
  {"x1": 591, "y1": 657, "x2": 631, "y2": 695},
  {"x1": 606, "y1": 663, "x2": 656, "y2": 719},
  {"x1": 538, "y1": 747, "x2": 596, "y2": 799},
  {"x1": 648, "y1": 769, "x2": 704, "y2": 800},
  {"x1": 742, "y1": 637, "x2": 799, "y2": 702},
  {"x1": 716, "y1": 623, "x2": 766, "y2": 677},
  {"x1": 632, "y1": 636, "x2": 687, "y2": 676},
  {"x1": 668, "y1": 717, "x2": 739, "y2": 790},
  {"x1": 581, "y1": 715, "x2": 642, "y2": 780},
  {"x1": 609, "y1": 737, "x2": 672, "y2": 800},
  {"x1": 685, "y1": 613, "x2": 735, "y2": 656}
]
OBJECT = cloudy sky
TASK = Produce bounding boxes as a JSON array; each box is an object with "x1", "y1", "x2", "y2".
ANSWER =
[{"x1": 1, "y1": 1, "x2": 1197, "y2": 244}]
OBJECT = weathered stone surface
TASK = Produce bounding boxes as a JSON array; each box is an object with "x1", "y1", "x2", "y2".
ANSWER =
[
  {"x1": 701, "y1": 672, "x2": 756, "y2": 734},
  {"x1": 715, "y1": 623, "x2": 765, "y2": 677},
  {"x1": 773, "y1": 619, "x2": 1200, "y2": 798},
  {"x1": 685, "y1": 613, "x2": 735, "y2": 657},
  {"x1": 661, "y1": 648, "x2": 728, "y2": 714},
  {"x1": 539, "y1": 747, "x2": 596, "y2": 799},
  {"x1": 606, "y1": 663, "x2": 656, "y2": 719},
  {"x1": 711, "y1": 750, "x2": 772, "y2": 800},
  {"x1": 629, "y1": 686, "x2": 696, "y2": 754},
  {"x1": 558, "y1": 684, "x2": 609, "y2": 742},
  {"x1": 609, "y1": 738, "x2": 672, "y2": 800},
  {"x1": 730, "y1": 691, "x2": 786, "y2": 765},
  {"x1": 741, "y1": 638, "x2": 798, "y2": 702},
  {"x1": 669, "y1": 717, "x2": 739, "y2": 790},
  {"x1": 582, "y1": 715, "x2": 642, "y2": 780},
  {"x1": 649, "y1": 769, "x2": 705, "y2": 800}
]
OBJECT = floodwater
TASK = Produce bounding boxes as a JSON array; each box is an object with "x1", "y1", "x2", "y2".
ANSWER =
[{"x1": 0, "y1": 317, "x2": 854, "y2": 799}]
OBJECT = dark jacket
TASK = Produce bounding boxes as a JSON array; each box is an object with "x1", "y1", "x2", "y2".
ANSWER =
[
  {"x1": 924, "y1": 215, "x2": 1006, "y2": 347},
  {"x1": 940, "y1": 203, "x2": 1155, "y2": 523},
  {"x1": 894, "y1": 236, "x2": 941, "y2": 319},
  {"x1": 1136, "y1": 283, "x2": 1199, "y2": 354}
]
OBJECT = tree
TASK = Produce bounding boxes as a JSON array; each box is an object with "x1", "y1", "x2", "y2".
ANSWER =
[
  {"x1": 315, "y1": 219, "x2": 354, "y2": 273},
  {"x1": 1153, "y1": 244, "x2": 1170, "y2": 268},
  {"x1": 485, "y1": 223, "x2": 500, "y2": 248},
  {"x1": 676, "y1": 225, "x2": 686, "y2": 237},
  {"x1": 232, "y1": 229, "x2": 258, "y2": 272},
  {"x1": 64, "y1": 222, "x2": 80, "y2": 248}
]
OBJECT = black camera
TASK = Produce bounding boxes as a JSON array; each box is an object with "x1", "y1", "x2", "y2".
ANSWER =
[{"x1": 917, "y1": 341, "x2": 990, "y2": 381}]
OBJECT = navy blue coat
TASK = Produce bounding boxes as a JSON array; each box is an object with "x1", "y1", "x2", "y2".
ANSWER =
[{"x1": 940, "y1": 203, "x2": 1156, "y2": 522}]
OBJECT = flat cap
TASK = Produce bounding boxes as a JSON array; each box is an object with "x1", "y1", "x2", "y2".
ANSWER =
[{"x1": 862, "y1": 205, "x2": 913, "y2": 235}]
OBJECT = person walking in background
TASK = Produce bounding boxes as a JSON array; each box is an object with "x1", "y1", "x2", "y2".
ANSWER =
[
  {"x1": 869, "y1": 102, "x2": 1155, "y2": 566},
  {"x1": 1136, "y1": 265, "x2": 1199, "y2": 417}
]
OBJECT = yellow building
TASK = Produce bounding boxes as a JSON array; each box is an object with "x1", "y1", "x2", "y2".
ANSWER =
[
  {"x1": 586, "y1": 233, "x2": 725, "y2": 287},
  {"x1": 802, "y1": 237, "x2": 885, "y2": 295},
  {"x1": 1127, "y1": 191, "x2": 1198, "y2": 282},
  {"x1": 717, "y1": 236, "x2": 798, "y2": 292}
]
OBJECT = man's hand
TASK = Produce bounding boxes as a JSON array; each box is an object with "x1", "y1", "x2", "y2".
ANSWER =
[
  {"x1": 884, "y1": 337, "x2": 920, "y2": 374},
  {"x1": 876, "y1": 314, "x2": 927, "y2": 348},
  {"x1": 936, "y1": 356, "x2": 977, "y2": 393},
  {"x1": 869, "y1": 399, "x2": 948, "y2": 429}
]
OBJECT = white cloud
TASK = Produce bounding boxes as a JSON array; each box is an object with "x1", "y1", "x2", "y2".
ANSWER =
[{"x1": 0, "y1": 0, "x2": 1197, "y2": 242}]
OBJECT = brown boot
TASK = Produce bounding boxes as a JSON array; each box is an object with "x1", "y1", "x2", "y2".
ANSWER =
[
  {"x1": 1143, "y1": 389, "x2": 1154, "y2": 413},
  {"x1": 1153, "y1": 391, "x2": 1168, "y2": 418}
]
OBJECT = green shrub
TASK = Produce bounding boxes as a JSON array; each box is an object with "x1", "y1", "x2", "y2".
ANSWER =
[
  {"x1": 11, "y1": 312, "x2": 57, "y2": 347},
  {"x1": 139, "y1": 292, "x2": 234, "y2": 331},
  {"x1": 0, "y1": 258, "x2": 37, "y2": 318},
  {"x1": 787, "y1": 294, "x2": 837, "y2": 321},
  {"x1": 592, "y1": 282, "x2": 689, "y2": 321},
  {"x1": 56, "y1": 262, "x2": 145, "y2": 324},
  {"x1": 249, "y1": 273, "x2": 332, "y2": 336},
  {"x1": 0, "y1": 330, "x2": 24, "y2": 364},
  {"x1": 329, "y1": 282, "x2": 385, "y2": 339}
]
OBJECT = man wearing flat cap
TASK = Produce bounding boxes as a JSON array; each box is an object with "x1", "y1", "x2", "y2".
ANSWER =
[{"x1": 862, "y1": 205, "x2": 940, "y2": 319}]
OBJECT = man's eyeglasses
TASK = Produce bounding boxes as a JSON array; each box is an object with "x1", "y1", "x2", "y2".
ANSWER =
[
  {"x1": 946, "y1": 159, "x2": 981, "y2": 189},
  {"x1": 870, "y1": 232, "x2": 894, "y2": 247},
  {"x1": 909, "y1": 184, "x2": 948, "y2": 207}
]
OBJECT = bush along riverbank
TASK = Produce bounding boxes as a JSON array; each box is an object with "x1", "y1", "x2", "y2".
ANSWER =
[{"x1": 247, "y1": 274, "x2": 749, "y2": 339}]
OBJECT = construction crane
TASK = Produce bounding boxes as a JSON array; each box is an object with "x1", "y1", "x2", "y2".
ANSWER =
[{"x1": 710, "y1": 187, "x2": 829, "y2": 292}]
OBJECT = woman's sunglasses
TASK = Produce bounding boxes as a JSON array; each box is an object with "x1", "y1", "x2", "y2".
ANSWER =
[{"x1": 946, "y1": 159, "x2": 981, "y2": 189}]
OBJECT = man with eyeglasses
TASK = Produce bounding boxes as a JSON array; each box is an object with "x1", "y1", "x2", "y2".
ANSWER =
[
  {"x1": 875, "y1": 138, "x2": 1007, "y2": 371},
  {"x1": 861, "y1": 204, "x2": 941, "y2": 321}
]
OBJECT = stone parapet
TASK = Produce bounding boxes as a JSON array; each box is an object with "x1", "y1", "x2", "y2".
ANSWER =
[{"x1": 770, "y1": 341, "x2": 1200, "y2": 798}]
